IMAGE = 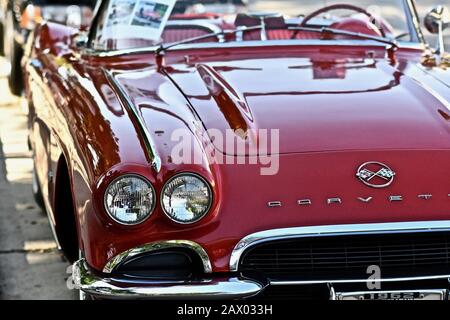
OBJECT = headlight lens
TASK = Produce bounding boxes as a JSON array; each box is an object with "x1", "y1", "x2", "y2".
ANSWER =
[
  {"x1": 162, "y1": 174, "x2": 212, "y2": 224},
  {"x1": 104, "y1": 175, "x2": 156, "y2": 225}
]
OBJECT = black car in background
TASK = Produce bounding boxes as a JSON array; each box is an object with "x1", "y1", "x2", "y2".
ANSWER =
[{"x1": 0, "y1": 0, "x2": 97, "y2": 95}]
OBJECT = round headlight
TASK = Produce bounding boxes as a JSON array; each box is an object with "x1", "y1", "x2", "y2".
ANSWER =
[
  {"x1": 161, "y1": 174, "x2": 212, "y2": 224},
  {"x1": 104, "y1": 175, "x2": 156, "y2": 225}
]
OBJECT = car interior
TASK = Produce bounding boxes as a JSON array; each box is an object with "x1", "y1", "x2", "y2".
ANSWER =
[{"x1": 95, "y1": 1, "x2": 398, "y2": 51}]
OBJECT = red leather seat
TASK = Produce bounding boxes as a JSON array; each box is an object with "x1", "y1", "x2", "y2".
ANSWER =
[
  {"x1": 170, "y1": 13, "x2": 220, "y2": 20},
  {"x1": 162, "y1": 28, "x2": 219, "y2": 43},
  {"x1": 270, "y1": 30, "x2": 321, "y2": 40},
  {"x1": 243, "y1": 29, "x2": 321, "y2": 41},
  {"x1": 103, "y1": 26, "x2": 219, "y2": 50}
]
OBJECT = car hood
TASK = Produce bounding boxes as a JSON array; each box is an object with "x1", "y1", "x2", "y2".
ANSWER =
[
  {"x1": 100, "y1": 49, "x2": 450, "y2": 270},
  {"x1": 164, "y1": 49, "x2": 450, "y2": 155}
]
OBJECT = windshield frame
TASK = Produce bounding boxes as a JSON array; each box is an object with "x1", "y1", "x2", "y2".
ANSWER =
[{"x1": 84, "y1": 0, "x2": 426, "y2": 56}]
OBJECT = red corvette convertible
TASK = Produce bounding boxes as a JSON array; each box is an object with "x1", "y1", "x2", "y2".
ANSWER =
[{"x1": 24, "y1": 0, "x2": 450, "y2": 300}]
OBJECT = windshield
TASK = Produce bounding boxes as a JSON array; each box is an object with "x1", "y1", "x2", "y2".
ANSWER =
[{"x1": 90, "y1": 0, "x2": 417, "y2": 51}]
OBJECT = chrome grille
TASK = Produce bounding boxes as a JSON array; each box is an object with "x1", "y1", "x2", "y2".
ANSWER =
[{"x1": 239, "y1": 232, "x2": 450, "y2": 281}]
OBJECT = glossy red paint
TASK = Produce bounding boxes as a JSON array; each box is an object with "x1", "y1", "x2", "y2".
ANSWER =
[{"x1": 24, "y1": 20, "x2": 450, "y2": 273}]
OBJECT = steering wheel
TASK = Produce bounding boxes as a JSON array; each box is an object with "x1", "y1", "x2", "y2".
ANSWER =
[{"x1": 294, "y1": 4, "x2": 387, "y2": 38}]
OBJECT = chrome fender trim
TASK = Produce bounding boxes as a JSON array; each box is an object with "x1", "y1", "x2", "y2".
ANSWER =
[
  {"x1": 104, "y1": 69, "x2": 162, "y2": 173},
  {"x1": 230, "y1": 220, "x2": 450, "y2": 271},
  {"x1": 103, "y1": 240, "x2": 212, "y2": 274}
]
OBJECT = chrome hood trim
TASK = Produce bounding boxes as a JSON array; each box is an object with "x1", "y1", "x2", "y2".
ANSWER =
[
  {"x1": 230, "y1": 220, "x2": 450, "y2": 271},
  {"x1": 104, "y1": 69, "x2": 162, "y2": 173}
]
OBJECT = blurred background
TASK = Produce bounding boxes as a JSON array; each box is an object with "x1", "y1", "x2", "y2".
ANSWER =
[{"x1": 247, "y1": 0, "x2": 449, "y2": 47}]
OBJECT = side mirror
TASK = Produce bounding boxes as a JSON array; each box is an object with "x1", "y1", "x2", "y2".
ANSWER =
[
  {"x1": 425, "y1": 5, "x2": 450, "y2": 57},
  {"x1": 74, "y1": 32, "x2": 89, "y2": 49}
]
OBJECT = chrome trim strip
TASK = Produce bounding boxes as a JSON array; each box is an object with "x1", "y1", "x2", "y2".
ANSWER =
[
  {"x1": 409, "y1": 71, "x2": 450, "y2": 111},
  {"x1": 230, "y1": 220, "x2": 450, "y2": 272},
  {"x1": 298, "y1": 199, "x2": 312, "y2": 206},
  {"x1": 270, "y1": 274, "x2": 450, "y2": 286},
  {"x1": 166, "y1": 20, "x2": 225, "y2": 42},
  {"x1": 103, "y1": 240, "x2": 212, "y2": 274},
  {"x1": 84, "y1": 40, "x2": 425, "y2": 58},
  {"x1": 75, "y1": 259, "x2": 263, "y2": 300},
  {"x1": 327, "y1": 198, "x2": 342, "y2": 205},
  {"x1": 357, "y1": 197, "x2": 373, "y2": 203},
  {"x1": 104, "y1": 69, "x2": 162, "y2": 173},
  {"x1": 389, "y1": 195, "x2": 403, "y2": 202},
  {"x1": 405, "y1": 0, "x2": 426, "y2": 44},
  {"x1": 267, "y1": 201, "x2": 282, "y2": 208}
]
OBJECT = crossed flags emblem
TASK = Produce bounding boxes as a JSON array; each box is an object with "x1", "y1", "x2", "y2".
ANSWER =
[{"x1": 356, "y1": 166, "x2": 396, "y2": 183}]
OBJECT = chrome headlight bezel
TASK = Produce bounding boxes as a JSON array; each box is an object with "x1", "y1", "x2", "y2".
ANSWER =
[
  {"x1": 103, "y1": 174, "x2": 156, "y2": 226},
  {"x1": 161, "y1": 173, "x2": 213, "y2": 225}
]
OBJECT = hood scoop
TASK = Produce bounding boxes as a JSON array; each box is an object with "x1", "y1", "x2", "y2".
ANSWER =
[{"x1": 197, "y1": 64, "x2": 255, "y2": 137}]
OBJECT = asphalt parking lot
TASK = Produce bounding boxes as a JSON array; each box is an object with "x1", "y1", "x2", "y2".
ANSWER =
[{"x1": 0, "y1": 58, "x2": 73, "y2": 300}]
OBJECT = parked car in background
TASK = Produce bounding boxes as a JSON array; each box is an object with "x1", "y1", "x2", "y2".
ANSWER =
[
  {"x1": 0, "y1": 0, "x2": 97, "y2": 95},
  {"x1": 0, "y1": 0, "x2": 6, "y2": 55},
  {"x1": 23, "y1": 0, "x2": 450, "y2": 300}
]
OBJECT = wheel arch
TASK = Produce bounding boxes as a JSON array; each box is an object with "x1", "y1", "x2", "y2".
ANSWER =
[{"x1": 52, "y1": 151, "x2": 80, "y2": 263}]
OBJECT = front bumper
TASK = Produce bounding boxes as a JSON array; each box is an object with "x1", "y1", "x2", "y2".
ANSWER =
[
  {"x1": 73, "y1": 259, "x2": 265, "y2": 300},
  {"x1": 73, "y1": 259, "x2": 450, "y2": 300},
  {"x1": 74, "y1": 221, "x2": 450, "y2": 300}
]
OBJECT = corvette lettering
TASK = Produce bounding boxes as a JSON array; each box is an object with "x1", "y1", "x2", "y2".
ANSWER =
[{"x1": 267, "y1": 194, "x2": 445, "y2": 207}]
